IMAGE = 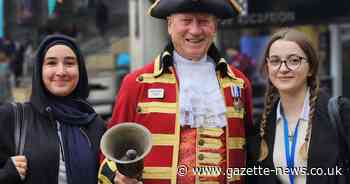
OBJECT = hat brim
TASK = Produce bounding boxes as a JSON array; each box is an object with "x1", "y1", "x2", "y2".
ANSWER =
[{"x1": 149, "y1": 0, "x2": 241, "y2": 19}]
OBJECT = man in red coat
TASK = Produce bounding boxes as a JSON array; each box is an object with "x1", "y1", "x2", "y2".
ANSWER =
[{"x1": 99, "y1": 0, "x2": 253, "y2": 184}]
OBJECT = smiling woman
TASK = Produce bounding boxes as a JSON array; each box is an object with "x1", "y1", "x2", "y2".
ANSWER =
[
  {"x1": 247, "y1": 28, "x2": 350, "y2": 184},
  {"x1": 0, "y1": 34, "x2": 106, "y2": 184},
  {"x1": 42, "y1": 44, "x2": 79, "y2": 97},
  {"x1": 266, "y1": 39, "x2": 310, "y2": 94}
]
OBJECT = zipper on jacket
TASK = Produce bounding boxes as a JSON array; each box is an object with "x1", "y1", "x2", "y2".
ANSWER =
[
  {"x1": 80, "y1": 127, "x2": 92, "y2": 148},
  {"x1": 45, "y1": 106, "x2": 64, "y2": 176},
  {"x1": 46, "y1": 106, "x2": 57, "y2": 128},
  {"x1": 56, "y1": 122, "x2": 66, "y2": 161},
  {"x1": 77, "y1": 99, "x2": 95, "y2": 149}
]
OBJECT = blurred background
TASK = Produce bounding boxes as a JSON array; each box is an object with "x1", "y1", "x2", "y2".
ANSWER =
[{"x1": 1, "y1": 0, "x2": 349, "y2": 122}]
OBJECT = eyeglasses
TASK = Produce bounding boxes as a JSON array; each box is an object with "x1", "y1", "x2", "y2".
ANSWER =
[{"x1": 266, "y1": 54, "x2": 307, "y2": 71}]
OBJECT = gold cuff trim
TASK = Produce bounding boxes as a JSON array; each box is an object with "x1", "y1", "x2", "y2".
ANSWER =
[
  {"x1": 98, "y1": 175, "x2": 113, "y2": 184},
  {"x1": 143, "y1": 167, "x2": 172, "y2": 179},
  {"x1": 153, "y1": 134, "x2": 178, "y2": 145},
  {"x1": 198, "y1": 128, "x2": 224, "y2": 137},
  {"x1": 106, "y1": 159, "x2": 117, "y2": 172},
  {"x1": 228, "y1": 137, "x2": 246, "y2": 150},
  {"x1": 226, "y1": 107, "x2": 245, "y2": 119},
  {"x1": 137, "y1": 102, "x2": 176, "y2": 114}
]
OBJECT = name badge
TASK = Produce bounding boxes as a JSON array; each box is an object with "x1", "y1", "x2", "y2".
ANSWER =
[{"x1": 148, "y1": 88, "x2": 164, "y2": 99}]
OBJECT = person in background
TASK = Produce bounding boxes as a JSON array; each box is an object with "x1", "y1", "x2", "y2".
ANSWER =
[
  {"x1": 99, "y1": 0, "x2": 253, "y2": 184},
  {"x1": 226, "y1": 47, "x2": 256, "y2": 80},
  {"x1": 0, "y1": 34, "x2": 106, "y2": 184},
  {"x1": 0, "y1": 44, "x2": 14, "y2": 105},
  {"x1": 23, "y1": 38, "x2": 35, "y2": 77},
  {"x1": 248, "y1": 29, "x2": 350, "y2": 184},
  {"x1": 12, "y1": 41, "x2": 25, "y2": 87},
  {"x1": 114, "y1": 52, "x2": 130, "y2": 93}
]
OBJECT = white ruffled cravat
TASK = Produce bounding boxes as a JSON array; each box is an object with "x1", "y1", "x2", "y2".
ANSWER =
[{"x1": 174, "y1": 51, "x2": 227, "y2": 128}]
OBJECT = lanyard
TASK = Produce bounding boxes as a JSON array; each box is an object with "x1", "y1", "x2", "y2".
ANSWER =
[{"x1": 282, "y1": 111, "x2": 300, "y2": 184}]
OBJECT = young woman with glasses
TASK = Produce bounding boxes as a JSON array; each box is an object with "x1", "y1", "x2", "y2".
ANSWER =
[{"x1": 247, "y1": 28, "x2": 350, "y2": 184}]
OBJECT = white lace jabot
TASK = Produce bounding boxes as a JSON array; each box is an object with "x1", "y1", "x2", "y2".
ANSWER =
[{"x1": 173, "y1": 51, "x2": 227, "y2": 128}]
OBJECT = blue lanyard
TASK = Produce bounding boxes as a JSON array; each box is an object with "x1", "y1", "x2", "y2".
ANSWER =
[{"x1": 282, "y1": 111, "x2": 300, "y2": 184}]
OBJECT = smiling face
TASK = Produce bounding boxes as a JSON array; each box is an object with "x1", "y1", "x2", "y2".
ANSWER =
[
  {"x1": 42, "y1": 44, "x2": 79, "y2": 97},
  {"x1": 267, "y1": 40, "x2": 310, "y2": 94},
  {"x1": 167, "y1": 13, "x2": 217, "y2": 61}
]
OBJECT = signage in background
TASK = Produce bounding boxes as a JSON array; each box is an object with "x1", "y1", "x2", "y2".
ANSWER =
[
  {"x1": 221, "y1": 0, "x2": 350, "y2": 28},
  {"x1": 48, "y1": 0, "x2": 56, "y2": 17}
]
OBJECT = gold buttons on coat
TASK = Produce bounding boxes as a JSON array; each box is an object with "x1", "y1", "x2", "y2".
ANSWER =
[
  {"x1": 198, "y1": 154, "x2": 204, "y2": 160},
  {"x1": 136, "y1": 106, "x2": 142, "y2": 113},
  {"x1": 198, "y1": 139, "x2": 205, "y2": 146}
]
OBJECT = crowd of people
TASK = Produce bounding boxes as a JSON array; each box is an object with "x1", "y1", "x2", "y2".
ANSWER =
[{"x1": 0, "y1": 0, "x2": 349, "y2": 184}]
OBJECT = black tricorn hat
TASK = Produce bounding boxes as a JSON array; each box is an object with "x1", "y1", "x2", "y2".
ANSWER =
[{"x1": 148, "y1": 0, "x2": 242, "y2": 19}]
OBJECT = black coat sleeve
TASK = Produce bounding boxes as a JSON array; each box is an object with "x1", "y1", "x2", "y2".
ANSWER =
[
  {"x1": 0, "y1": 103, "x2": 21, "y2": 183},
  {"x1": 340, "y1": 97, "x2": 350, "y2": 146}
]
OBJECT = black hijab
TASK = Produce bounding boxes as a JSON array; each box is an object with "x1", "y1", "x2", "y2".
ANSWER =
[
  {"x1": 30, "y1": 34, "x2": 97, "y2": 184},
  {"x1": 31, "y1": 34, "x2": 89, "y2": 111}
]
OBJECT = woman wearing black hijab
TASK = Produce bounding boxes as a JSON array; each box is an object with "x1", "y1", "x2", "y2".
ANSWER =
[{"x1": 0, "y1": 34, "x2": 106, "y2": 184}]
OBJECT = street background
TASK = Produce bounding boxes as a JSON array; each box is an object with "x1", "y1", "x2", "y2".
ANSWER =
[{"x1": 2, "y1": 0, "x2": 350, "y2": 121}]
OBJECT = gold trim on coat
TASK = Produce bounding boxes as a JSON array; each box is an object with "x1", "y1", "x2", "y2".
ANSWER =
[{"x1": 137, "y1": 102, "x2": 177, "y2": 114}]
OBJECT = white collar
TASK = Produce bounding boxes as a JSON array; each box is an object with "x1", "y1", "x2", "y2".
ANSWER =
[
  {"x1": 173, "y1": 50, "x2": 227, "y2": 128},
  {"x1": 276, "y1": 88, "x2": 310, "y2": 123},
  {"x1": 173, "y1": 51, "x2": 208, "y2": 65}
]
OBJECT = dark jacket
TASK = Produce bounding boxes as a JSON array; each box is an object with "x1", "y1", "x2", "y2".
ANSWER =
[
  {"x1": 0, "y1": 35, "x2": 106, "y2": 184},
  {"x1": 247, "y1": 91, "x2": 350, "y2": 184},
  {"x1": 0, "y1": 103, "x2": 106, "y2": 184}
]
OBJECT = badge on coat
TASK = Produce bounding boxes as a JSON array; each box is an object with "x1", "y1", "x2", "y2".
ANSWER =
[
  {"x1": 148, "y1": 88, "x2": 165, "y2": 99},
  {"x1": 230, "y1": 85, "x2": 243, "y2": 111}
]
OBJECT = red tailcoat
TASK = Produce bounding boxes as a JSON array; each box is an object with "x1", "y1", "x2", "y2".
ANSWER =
[{"x1": 99, "y1": 44, "x2": 253, "y2": 184}]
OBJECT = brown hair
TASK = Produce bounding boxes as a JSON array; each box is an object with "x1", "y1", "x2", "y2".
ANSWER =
[{"x1": 258, "y1": 28, "x2": 320, "y2": 161}]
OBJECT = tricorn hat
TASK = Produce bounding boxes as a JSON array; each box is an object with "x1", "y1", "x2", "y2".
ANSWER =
[{"x1": 148, "y1": 0, "x2": 242, "y2": 19}]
